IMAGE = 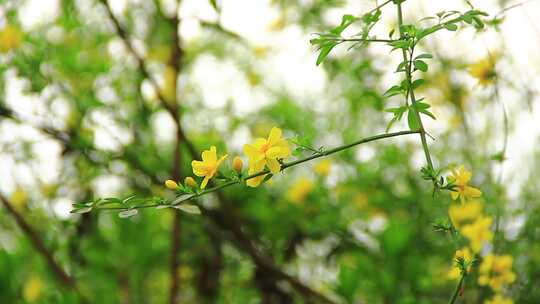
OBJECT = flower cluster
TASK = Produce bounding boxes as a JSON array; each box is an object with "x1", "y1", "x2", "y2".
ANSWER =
[
  {"x1": 446, "y1": 166, "x2": 514, "y2": 303},
  {"x1": 164, "y1": 127, "x2": 290, "y2": 192}
]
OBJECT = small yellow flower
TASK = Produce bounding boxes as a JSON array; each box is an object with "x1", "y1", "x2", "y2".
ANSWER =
[
  {"x1": 10, "y1": 187, "x2": 28, "y2": 212},
  {"x1": 447, "y1": 247, "x2": 473, "y2": 280},
  {"x1": 479, "y1": 254, "x2": 516, "y2": 291},
  {"x1": 448, "y1": 165, "x2": 482, "y2": 203},
  {"x1": 23, "y1": 276, "x2": 43, "y2": 302},
  {"x1": 286, "y1": 177, "x2": 314, "y2": 204},
  {"x1": 184, "y1": 177, "x2": 197, "y2": 188},
  {"x1": 165, "y1": 179, "x2": 178, "y2": 190},
  {"x1": 461, "y1": 215, "x2": 493, "y2": 252},
  {"x1": 232, "y1": 156, "x2": 243, "y2": 173},
  {"x1": 192, "y1": 146, "x2": 228, "y2": 189},
  {"x1": 243, "y1": 127, "x2": 289, "y2": 187},
  {"x1": 314, "y1": 159, "x2": 331, "y2": 176},
  {"x1": 485, "y1": 294, "x2": 513, "y2": 304},
  {"x1": 448, "y1": 200, "x2": 483, "y2": 229},
  {"x1": 469, "y1": 56, "x2": 497, "y2": 86},
  {"x1": 0, "y1": 25, "x2": 22, "y2": 53}
]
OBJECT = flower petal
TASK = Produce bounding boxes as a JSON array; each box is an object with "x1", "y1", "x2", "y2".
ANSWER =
[
  {"x1": 266, "y1": 158, "x2": 281, "y2": 174},
  {"x1": 201, "y1": 176, "x2": 210, "y2": 189},
  {"x1": 267, "y1": 127, "x2": 282, "y2": 146},
  {"x1": 202, "y1": 146, "x2": 217, "y2": 163}
]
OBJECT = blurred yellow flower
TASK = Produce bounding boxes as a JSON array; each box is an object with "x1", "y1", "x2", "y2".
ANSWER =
[
  {"x1": 447, "y1": 247, "x2": 473, "y2": 280},
  {"x1": 479, "y1": 254, "x2": 516, "y2": 291},
  {"x1": 286, "y1": 177, "x2": 314, "y2": 204},
  {"x1": 0, "y1": 25, "x2": 22, "y2": 53},
  {"x1": 165, "y1": 180, "x2": 178, "y2": 190},
  {"x1": 461, "y1": 215, "x2": 493, "y2": 252},
  {"x1": 192, "y1": 146, "x2": 228, "y2": 189},
  {"x1": 448, "y1": 165, "x2": 482, "y2": 203},
  {"x1": 469, "y1": 56, "x2": 497, "y2": 86},
  {"x1": 485, "y1": 294, "x2": 513, "y2": 304},
  {"x1": 448, "y1": 200, "x2": 483, "y2": 229},
  {"x1": 243, "y1": 127, "x2": 289, "y2": 187},
  {"x1": 314, "y1": 159, "x2": 331, "y2": 176},
  {"x1": 162, "y1": 66, "x2": 177, "y2": 103},
  {"x1": 10, "y1": 187, "x2": 28, "y2": 212},
  {"x1": 184, "y1": 177, "x2": 197, "y2": 188},
  {"x1": 23, "y1": 276, "x2": 43, "y2": 302}
]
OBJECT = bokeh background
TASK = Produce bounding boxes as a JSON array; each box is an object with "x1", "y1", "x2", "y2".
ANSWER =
[{"x1": 0, "y1": 0, "x2": 539, "y2": 303}]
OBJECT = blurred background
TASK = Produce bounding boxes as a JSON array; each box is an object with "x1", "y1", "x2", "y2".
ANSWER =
[{"x1": 0, "y1": 0, "x2": 539, "y2": 303}]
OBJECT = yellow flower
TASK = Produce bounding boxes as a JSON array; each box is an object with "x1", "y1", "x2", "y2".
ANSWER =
[
  {"x1": 232, "y1": 156, "x2": 243, "y2": 173},
  {"x1": 184, "y1": 177, "x2": 197, "y2": 188},
  {"x1": 162, "y1": 66, "x2": 176, "y2": 103},
  {"x1": 0, "y1": 25, "x2": 22, "y2": 53},
  {"x1": 314, "y1": 159, "x2": 331, "y2": 176},
  {"x1": 165, "y1": 179, "x2": 178, "y2": 190},
  {"x1": 448, "y1": 165, "x2": 482, "y2": 203},
  {"x1": 192, "y1": 146, "x2": 228, "y2": 189},
  {"x1": 448, "y1": 200, "x2": 483, "y2": 229},
  {"x1": 447, "y1": 247, "x2": 473, "y2": 280},
  {"x1": 243, "y1": 127, "x2": 289, "y2": 187},
  {"x1": 10, "y1": 187, "x2": 28, "y2": 212},
  {"x1": 23, "y1": 276, "x2": 43, "y2": 302},
  {"x1": 485, "y1": 294, "x2": 513, "y2": 304},
  {"x1": 286, "y1": 177, "x2": 314, "y2": 204},
  {"x1": 469, "y1": 56, "x2": 497, "y2": 86},
  {"x1": 479, "y1": 254, "x2": 516, "y2": 291},
  {"x1": 461, "y1": 215, "x2": 493, "y2": 252}
]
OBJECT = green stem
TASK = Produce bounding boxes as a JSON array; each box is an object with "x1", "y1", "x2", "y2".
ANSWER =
[
  {"x1": 95, "y1": 130, "x2": 419, "y2": 211},
  {"x1": 448, "y1": 274, "x2": 466, "y2": 304},
  {"x1": 396, "y1": 2, "x2": 434, "y2": 170}
]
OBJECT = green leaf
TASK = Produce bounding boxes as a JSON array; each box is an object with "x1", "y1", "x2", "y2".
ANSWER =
[
  {"x1": 330, "y1": 15, "x2": 358, "y2": 35},
  {"x1": 413, "y1": 60, "x2": 428, "y2": 72},
  {"x1": 172, "y1": 194, "x2": 197, "y2": 204},
  {"x1": 70, "y1": 207, "x2": 93, "y2": 214},
  {"x1": 415, "y1": 53, "x2": 433, "y2": 60},
  {"x1": 174, "y1": 204, "x2": 201, "y2": 215},
  {"x1": 411, "y1": 79, "x2": 425, "y2": 90},
  {"x1": 407, "y1": 107, "x2": 420, "y2": 130},
  {"x1": 316, "y1": 42, "x2": 338, "y2": 66},
  {"x1": 383, "y1": 85, "x2": 403, "y2": 97},
  {"x1": 118, "y1": 209, "x2": 138, "y2": 218},
  {"x1": 443, "y1": 23, "x2": 458, "y2": 31}
]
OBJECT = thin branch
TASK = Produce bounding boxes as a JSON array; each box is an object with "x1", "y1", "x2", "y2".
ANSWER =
[
  {"x1": 0, "y1": 193, "x2": 76, "y2": 289},
  {"x1": 448, "y1": 273, "x2": 466, "y2": 304},
  {"x1": 95, "y1": 129, "x2": 420, "y2": 211}
]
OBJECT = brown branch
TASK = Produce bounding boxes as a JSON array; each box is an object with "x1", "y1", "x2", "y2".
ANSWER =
[
  {"x1": 96, "y1": 1, "x2": 335, "y2": 302},
  {"x1": 0, "y1": 193, "x2": 76, "y2": 288},
  {"x1": 168, "y1": 2, "x2": 183, "y2": 303}
]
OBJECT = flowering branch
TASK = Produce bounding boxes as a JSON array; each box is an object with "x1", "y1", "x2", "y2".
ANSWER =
[{"x1": 83, "y1": 130, "x2": 419, "y2": 212}]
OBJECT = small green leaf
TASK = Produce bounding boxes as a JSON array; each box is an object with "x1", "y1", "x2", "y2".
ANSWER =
[
  {"x1": 413, "y1": 60, "x2": 428, "y2": 72},
  {"x1": 316, "y1": 42, "x2": 337, "y2": 66},
  {"x1": 174, "y1": 204, "x2": 201, "y2": 215},
  {"x1": 443, "y1": 23, "x2": 458, "y2": 31},
  {"x1": 411, "y1": 79, "x2": 425, "y2": 90},
  {"x1": 70, "y1": 207, "x2": 93, "y2": 214},
  {"x1": 172, "y1": 194, "x2": 197, "y2": 204},
  {"x1": 415, "y1": 53, "x2": 433, "y2": 60},
  {"x1": 407, "y1": 108, "x2": 420, "y2": 130},
  {"x1": 118, "y1": 209, "x2": 138, "y2": 218}
]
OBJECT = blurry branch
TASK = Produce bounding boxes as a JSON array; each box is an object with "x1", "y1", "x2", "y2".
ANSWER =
[
  {"x1": 0, "y1": 193, "x2": 77, "y2": 290},
  {"x1": 448, "y1": 273, "x2": 466, "y2": 304},
  {"x1": 97, "y1": 1, "x2": 337, "y2": 302},
  {"x1": 167, "y1": 1, "x2": 183, "y2": 303},
  {"x1": 495, "y1": 0, "x2": 539, "y2": 18}
]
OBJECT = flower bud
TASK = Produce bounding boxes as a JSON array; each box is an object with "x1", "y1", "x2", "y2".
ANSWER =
[
  {"x1": 232, "y1": 156, "x2": 243, "y2": 173},
  {"x1": 184, "y1": 176, "x2": 197, "y2": 188},
  {"x1": 165, "y1": 179, "x2": 178, "y2": 190}
]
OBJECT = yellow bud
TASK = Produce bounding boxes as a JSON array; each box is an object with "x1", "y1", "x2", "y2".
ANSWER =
[
  {"x1": 184, "y1": 177, "x2": 197, "y2": 188},
  {"x1": 232, "y1": 156, "x2": 243, "y2": 173},
  {"x1": 165, "y1": 179, "x2": 178, "y2": 190}
]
